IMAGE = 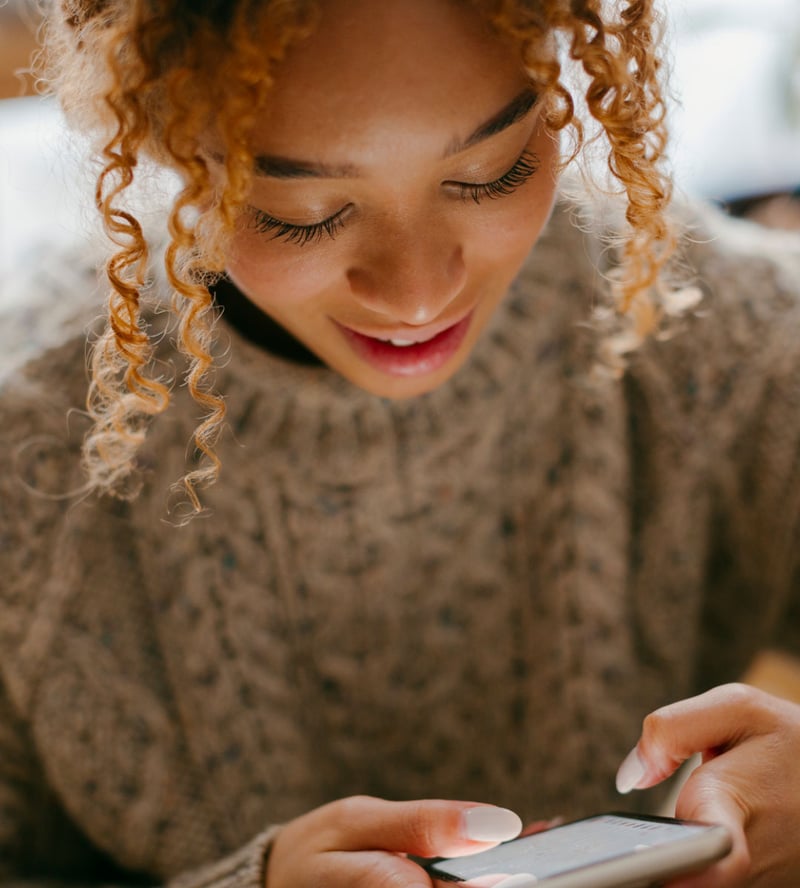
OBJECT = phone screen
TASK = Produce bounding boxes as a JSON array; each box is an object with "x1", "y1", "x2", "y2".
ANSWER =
[{"x1": 425, "y1": 813, "x2": 732, "y2": 886}]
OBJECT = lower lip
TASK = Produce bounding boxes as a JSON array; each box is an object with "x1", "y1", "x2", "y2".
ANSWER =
[{"x1": 337, "y1": 312, "x2": 474, "y2": 378}]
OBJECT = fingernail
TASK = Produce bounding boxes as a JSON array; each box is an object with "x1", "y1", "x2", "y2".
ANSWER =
[
  {"x1": 462, "y1": 806, "x2": 523, "y2": 842},
  {"x1": 616, "y1": 747, "x2": 647, "y2": 794}
]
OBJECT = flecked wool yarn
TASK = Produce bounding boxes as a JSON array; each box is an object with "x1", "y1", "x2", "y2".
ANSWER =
[{"x1": 1, "y1": 198, "x2": 799, "y2": 882}]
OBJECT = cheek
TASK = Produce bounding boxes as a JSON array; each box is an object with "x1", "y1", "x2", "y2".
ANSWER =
[
  {"x1": 474, "y1": 147, "x2": 560, "y2": 266},
  {"x1": 225, "y1": 230, "x2": 341, "y2": 311},
  {"x1": 518, "y1": 171, "x2": 559, "y2": 250},
  {"x1": 473, "y1": 183, "x2": 557, "y2": 275}
]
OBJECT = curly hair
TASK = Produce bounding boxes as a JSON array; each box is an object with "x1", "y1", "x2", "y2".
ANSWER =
[{"x1": 41, "y1": 0, "x2": 675, "y2": 513}]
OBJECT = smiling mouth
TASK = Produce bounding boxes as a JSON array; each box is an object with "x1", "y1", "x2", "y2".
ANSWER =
[{"x1": 335, "y1": 310, "x2": 475, "y2": 378}]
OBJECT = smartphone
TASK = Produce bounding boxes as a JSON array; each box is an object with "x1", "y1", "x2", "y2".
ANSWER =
[{"x1": 423, "y1": 812, "x2": 732, "y2": 888}]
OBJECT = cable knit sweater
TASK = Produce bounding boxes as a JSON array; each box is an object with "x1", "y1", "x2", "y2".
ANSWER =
[{"x1": 1, "y1": 197, "x2": 799, "y2": 886}]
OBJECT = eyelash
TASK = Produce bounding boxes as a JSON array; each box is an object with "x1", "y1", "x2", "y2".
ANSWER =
[
  {"x1": 455, "y1": 150, "x2": 540, "y2": 203},
  {"x1": 249, "y1": 207, "x2": 349, "y2": 247},
  {"x1": 249, "y1": 149, "x2": 540, "y2": 246}
]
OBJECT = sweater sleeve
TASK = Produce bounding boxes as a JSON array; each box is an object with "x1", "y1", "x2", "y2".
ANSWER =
[
  {"x1": 0, "y1": 429, "x2": 283, "y2": 887},
  {"x1": 0, "y1": 664, "x2": 281, "y2": 888},
  {"x1": 0, "y1": 268, "x2": 284, "y2": 887}
]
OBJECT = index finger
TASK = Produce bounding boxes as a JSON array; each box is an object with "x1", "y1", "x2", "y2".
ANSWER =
[{"x1": 617, "y1": 684, "x2": 779, "y2": 792}]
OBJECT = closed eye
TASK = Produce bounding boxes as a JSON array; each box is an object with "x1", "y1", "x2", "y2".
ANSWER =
[
  {"x1": 248, "y1": 205, "x2": 350, "y2": 246},
  {"x1": 452, "y1": 150, "x2": 540, "y2": 203},
  {"x1": 248, "y1": 149, "x2": 540, "y2": 247}
]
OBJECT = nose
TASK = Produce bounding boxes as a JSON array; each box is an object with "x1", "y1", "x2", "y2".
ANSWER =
[{"x1": 346, "y1": 223, "x2": 467, "y2": 325}]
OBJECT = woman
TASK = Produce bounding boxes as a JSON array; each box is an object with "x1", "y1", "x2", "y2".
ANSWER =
[{"x1": 1, "y1": 0, "x2": 799, "y2": 885}]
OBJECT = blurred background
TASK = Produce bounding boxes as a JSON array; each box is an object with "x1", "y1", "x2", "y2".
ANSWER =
[{"x1": 1, "y1": 0, "x2": 799, "y2": 696}]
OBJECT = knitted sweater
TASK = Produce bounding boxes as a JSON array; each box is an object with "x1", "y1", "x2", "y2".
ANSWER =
[{"x1": 1, "y1": 198, "x2": 799, "y2": 886}]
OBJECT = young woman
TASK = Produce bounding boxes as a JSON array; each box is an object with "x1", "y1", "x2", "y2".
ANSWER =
[{"x1": 1, "y1": 0, "x2": 799, "y2": 886}]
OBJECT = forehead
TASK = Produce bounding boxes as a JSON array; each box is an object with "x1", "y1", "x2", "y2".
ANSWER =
[{"x1": 248, "y1": 0, "x2": 531, "y2": 157}]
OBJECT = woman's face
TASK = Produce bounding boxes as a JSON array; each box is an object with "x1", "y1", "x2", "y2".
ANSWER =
[{"x1": 224, "y1": 0, "x2": 560, "y2": 399}]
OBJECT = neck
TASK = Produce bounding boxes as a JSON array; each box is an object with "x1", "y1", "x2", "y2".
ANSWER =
[{"x1": 210, "y1": 276, "x2": 323, "y2": 367}]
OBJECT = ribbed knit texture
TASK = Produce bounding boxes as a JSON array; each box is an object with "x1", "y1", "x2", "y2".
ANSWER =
[{"x1": 1, "y1": 197, "x2": 799, "y2": 884}]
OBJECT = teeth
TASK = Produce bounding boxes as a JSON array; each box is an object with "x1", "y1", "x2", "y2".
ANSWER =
[{"x1": 389, "y1": 339, "x2": 416, "y2": 347}]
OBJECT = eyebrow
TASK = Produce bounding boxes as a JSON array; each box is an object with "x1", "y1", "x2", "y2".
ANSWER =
[
  {"x1": 253, "y1": 155, "x2": 359, "y2": 179},
  {"x1": 252, "y1": 87, "x2": 539, "y2": 180},
  {"x1": 443, "y1": 88, "x2": 539, "y2": 158}
]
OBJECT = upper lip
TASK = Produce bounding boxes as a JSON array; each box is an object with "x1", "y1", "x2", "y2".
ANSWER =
[{"x1": 335, "y1": 308, "x2": 474, "y2": 345}]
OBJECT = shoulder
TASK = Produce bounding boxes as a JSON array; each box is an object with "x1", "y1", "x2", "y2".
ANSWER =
[
  {"x1": 693, "y1": 204, "x2": 798, "y2": 393},
  {"x1": 679, "y1": 200, "x2": 800, "y2": 347},
  {"x1": 0, "y1": 238, "x2": 103, "y2": 501},
  {"x1": 0, "y1": 239, "x2": 107, "y2": 384},
  {"x1": 0, "y1": 243, "x2": 101, "y2": 524},
  {"x1": 625, "y1": 199, "x2": 800, "y2": 420},
  {"x1": 522, "y1": 189, "x2": 800, "y2": 387},
  {"x1": 542, "y1": 188, "x2": 800, "y2": 476}
]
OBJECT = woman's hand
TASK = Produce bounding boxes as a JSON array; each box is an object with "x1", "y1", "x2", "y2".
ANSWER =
[
  {"x1": 265, "y1": 795, "x2": 522, "y2": 887},
  {"x1": 615, "y1": 683, "x2": 800, "y2": 886}
]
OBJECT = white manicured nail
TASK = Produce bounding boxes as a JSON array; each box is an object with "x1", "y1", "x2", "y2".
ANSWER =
[
  {"x1": 495, "y1": 875, "x2": 539, "y2": 887},
  {"x1": 616, "y1": 747, "x2": 647, "y2": 794},
  {"x1": 462, "y1": 806, "x2": 523, "y2": 842}
]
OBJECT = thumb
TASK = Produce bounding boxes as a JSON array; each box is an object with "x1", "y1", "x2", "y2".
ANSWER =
[
  {"x1": 310, "y1": 796, "x2": 523, "y2": 858},
  {"x1": 665, "y1": 777, "x2": 750, "y2": 887}
]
